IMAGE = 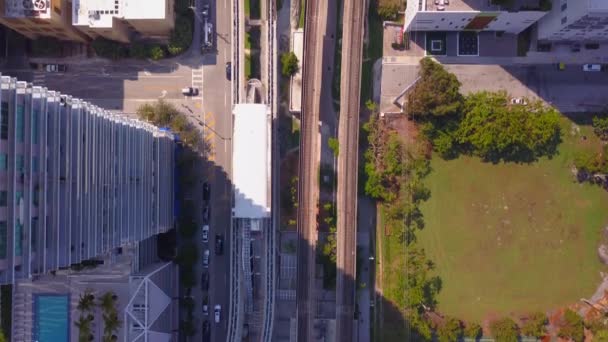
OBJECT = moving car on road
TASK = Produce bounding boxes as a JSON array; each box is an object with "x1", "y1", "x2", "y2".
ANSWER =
[
  {"x1": 201, "y1": 271, "x2": 209, "y2": 291},
  {"x1": 202, "y1": 320, "x2": 210, "y2": 341},
  {"x1": 203, "y1": 249, "x2": 210, "y2": 268},
  {"x1": 583, "y1": 64, "x2": 602, "y2": 72},
  {"x1": 202, "y1": 4, "x2": 210, "y2": 17},
  {"x1": 215, "y1": 234, "x2": 224, "y2": 255},
  {"x1": 202, "y1": 296, "x2": 209, "y2": 315},
  {"x1": 202, "y1": 205, "x2": 210, "y2": 224},
  {"x1": 181, "y1": 87, "x2": 199, "y2": 96},
  {"x1": 226, "y1": 62, "x2": 232, "y2": 80},
  {"x1": 202, "y1": 225, "x2": 210, "y2": 243},
  {"x1": 214, "y1": 305, "x2": 221, "y2": 323}
]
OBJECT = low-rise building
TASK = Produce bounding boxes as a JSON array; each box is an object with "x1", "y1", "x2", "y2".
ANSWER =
[
  {"x1": 0, "y1": 0, "x2": 88, "y2": 42},
  {"x1": 72, "y1": 0, "x2": 175, "y2": 43},
  {"x1": 538, "y1": 0, "x2": 608, "y2": 41},
  {"x1": 404, "y1": 0, "x2": 548, "y2": 34}
]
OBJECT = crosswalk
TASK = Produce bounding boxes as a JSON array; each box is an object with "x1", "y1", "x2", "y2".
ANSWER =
[{"x1": 191, "y1": 67, "x2": 204, "y2": 101}]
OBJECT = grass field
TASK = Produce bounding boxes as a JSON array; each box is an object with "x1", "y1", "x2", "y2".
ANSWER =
[{"x1": 417, "y1": 118, "x2": 608, "y2": 323}]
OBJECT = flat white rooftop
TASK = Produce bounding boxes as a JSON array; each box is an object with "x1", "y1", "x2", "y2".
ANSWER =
[
  {"x1": 73, "y1": 0, "x2": 166, "y2": 28},
  {"x1": 233, "y1": 104, "x2": 271, "y2": 219}
]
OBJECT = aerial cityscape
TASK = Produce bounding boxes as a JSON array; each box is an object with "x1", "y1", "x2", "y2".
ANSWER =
[{"x1": 0, "y1": 0, "x2": 607, "y2": 341}]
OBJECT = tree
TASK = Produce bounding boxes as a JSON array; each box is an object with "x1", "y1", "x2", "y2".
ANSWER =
[
  {"x1": 406, "y1": 58, "x2": 463, "y2": 118},
  {"x1": 328, "y1": 137, "x2": 339, "y2": 156},
  {"x1": 437, "y1": 317, "x2": 462, "y2": 342},
  {"x1": 280, "y1": 52, "x2": 299, "y2": 77},
  {"x1": 465, "y1": 322, "x2": 482, "y2": 340},
  {"x1": 149, "y1": 45, "x2": 165, "y2": 60},
  {"x1": 77, "y1": 289, "x2": 95, "y2": 312},
  {"x1": 91, "y1": 38, "x2": 128, "y2": 59},
  {"x1": 75, "y1": 316, "x2": 92, "y2": 342},
  {"x1": 595, "y1": 330, "x2": 608, "y2": 342},
  {"x1": 457, "y1": 91, "x2": 561, "y2": 162},
  {"x1": 521, "y1": 312, "x2": 547, "y2": 338},
  {"x1": 559, "y1": 309, "x2": 584, "y2": 342},
  {"x1": 377, "y1": 3, "x2": 399, "y2": 20},
  {"x1": 168, "y1": 15, "x2": 193, "y2": 55},
  {"x1": 130, "y1": 42, "x2": 149, "y2": 59},
  {"x1": 490, "y1": 317, "x2": 519, "y2": 342},
  {"x1": 174, "y1": 242, "x2": 198, "y2": 266},
  {"x1": 0, "y1": 330, "x2": 6, "y2": 342},
  {"x1": 98, "y1": 291, "x2": 115, "y2": 313},
  {"x1": 593, "y1": 116, "x2": 608, "y2": 141}
]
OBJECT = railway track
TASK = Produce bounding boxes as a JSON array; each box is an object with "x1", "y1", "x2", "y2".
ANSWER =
[
  {"x1": 295, "y1": 0, "x2": 323, "y2": 341},
  {"x1": 335, "y1": 0, "x2": 365, "y2": 340}
]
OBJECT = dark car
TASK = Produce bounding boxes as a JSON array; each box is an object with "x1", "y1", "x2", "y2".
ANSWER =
[
  {"x1": 202, "y1": 205, "x2": 210, "y2": 224},
  {"x1": 226, "y1": 62, "x2": 232, "y2": 80},
  {"x1": 201, "y1": 271, "x2": 209, "y2": 291},
  {"x1": 202, "y1": 320, "x2": 210, "y2": 341},
  {"x1": 215, "y1": 234, "x2": 224, "y2": 255},
  {"x1": 203, "y1": 182, "x2": 210, "y2": 201}
]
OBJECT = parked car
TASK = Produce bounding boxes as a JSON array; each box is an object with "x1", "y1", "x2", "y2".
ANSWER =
[
  {"x1": 201, "y1": 271, "x2": 209, "y2": 291},
  {"x1": 203, "y1": 249, "x2": 210, "y2": 268},
  {"x1": 225, "y1": 62, "x2": 232, "y2": 80},
  {"x1": 510, "y1": 97, "x2": 527, "y2": 105},
  {"x1": 45, "y1": 64, "x2": 67, "y2": 72},
  {"x1": 202, "y1": 4, "x2": 210, "y2": 17},
  {"x1": 583, "y1": 64, "x2": 602, "y2": 72},
  {"x1": 215, "y1": 234, "x2": 224, "y2": 255},
  {"x1": 202, "y1": 225, "x2": 210, "y2": 243},
  {"x1": 203, "y1": 182, "x2": 210, "y2": 201},
  {"x1": 214, "y1": 305, "x2": 221, "y2": 323},
  {"x1": 202, "y1": 296, "x2": 209, "y2": 315},
  {"x1": 202, "y1": 205, "x2": 210, "y2": 224},
  {"x1": 181, "y1": 87, "x2": 199, "y2": 96},
  {"x1": 202, "y1": 320, "x2": 210, "y2": 340}
]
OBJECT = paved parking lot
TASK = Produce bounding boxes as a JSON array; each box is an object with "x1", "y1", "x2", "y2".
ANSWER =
[{"x1": 379, "y1": 62, "x2": 608, "y2": 113}]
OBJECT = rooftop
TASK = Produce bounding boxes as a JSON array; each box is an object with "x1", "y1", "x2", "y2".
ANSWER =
[
  {"x1": 590, "y1": 0, "x2": 608, "y2": 11},
  {"x1": 233, "y1": 104, "x2": 271, "y2": 219},
  {"x1": 4, "y1": 0, "x2": 51, "y2": 19},
  {"x1": 425, "y1": 0, "x2": 541, "y2": 12},
  {"x1": 73, "y1": 0, "x2": 166, "y2": 28}
]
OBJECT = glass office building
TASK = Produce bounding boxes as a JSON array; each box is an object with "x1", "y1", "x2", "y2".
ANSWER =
[{"x1": 0, "y1": 75, "x2": 175, "y2": 284}]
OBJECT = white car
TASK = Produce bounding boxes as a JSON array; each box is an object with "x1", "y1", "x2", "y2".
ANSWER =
[
  {"x1": 202, "y1": 298, "x2": 209, "y2": 315},
  {"x1": 510, "y1": 97, "x2": 527, "y2": 105},
  {"x1": 214, "y1": 305, "x2": 221, "y2": 323},
  {"x1": 202, "y1": 225, "x2": 210, "y2": 243},
  {"x1": 583, "y1": 64, "x2": 602, "y2": 72},
  {"x1": 202, "y1": 249, "x2": 210, "y2": 268}
]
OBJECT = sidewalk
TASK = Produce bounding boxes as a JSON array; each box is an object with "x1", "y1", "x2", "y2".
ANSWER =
[{"x1": 383, "y1": 51, "x2": 608, "y2": 66}]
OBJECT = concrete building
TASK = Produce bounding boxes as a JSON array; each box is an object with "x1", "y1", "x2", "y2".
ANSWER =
[
  {"x1": 538, "y1": 0, "x2": 608, "y2": 41},
  {"x1": 0, "y1": 74, "x2": 176, "y2": 285},
  {"x1": 72, "y1": 0, "x2": 175, "y2": 43},
  {"x1": 0, "y1": 0, "x2": 88, "y2": 42},
  {"x1": 404, "y1": 0, "x2": 548, "y2": 34},
  {"x1": 11, "y1": 237, "x2": 178, "y2": 342}
]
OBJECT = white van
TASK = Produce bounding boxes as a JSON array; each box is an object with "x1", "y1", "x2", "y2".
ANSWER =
[{"x1": 583, "y1": 64, "x2": 602, "y2": 72}]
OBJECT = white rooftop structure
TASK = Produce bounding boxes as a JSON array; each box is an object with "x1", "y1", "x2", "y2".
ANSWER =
[
  {"x1": 73, "y1": 0, "x2": 167, "y2": 27},
  {"x1": 233, "y1": 104, "x2": 271, "y2": 219}
]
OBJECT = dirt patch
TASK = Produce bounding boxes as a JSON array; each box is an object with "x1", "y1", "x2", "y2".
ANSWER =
[{"x1": 386, "y1": 115, "x2": 420, "y2": 146}]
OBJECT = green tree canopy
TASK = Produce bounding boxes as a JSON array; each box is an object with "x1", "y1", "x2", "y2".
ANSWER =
[
  {"x1": 377, "y1": 2, "x2": 399, "y2": 20},
  {"x1": 559, "y1": 309, "x2": 584, "y2": 342},
  {"x1": 280, "y1": 52, "x2": 299, "y2": 77},
  {"x1": 437, "y1": 317, "x2": 463, "y2": 342},
  {"x1": 465, "y1": 322, "x2": 482, "y2": 340},
  {"x1": 593, "y1": 116, "x2": 608, "y2": 141},
  {"x1": 595, "y1": 330, "x2": 608, "y2": 342},
  {"x1": 406, "y1": 58, "x2": 463, "y2": 118},
  {"x1": 490, "y1": 317, "x2": 519, "y2": 342},
  {"x1": 457, "y1": 91, "x2": 561, "y2": 162},
  {"x1": 521, "y1": 312, "x2": 547, "y2": 338}
]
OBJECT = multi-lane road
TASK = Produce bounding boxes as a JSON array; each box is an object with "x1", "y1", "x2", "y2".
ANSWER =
[{"x1": 335, "y1": 0, "x2": 365, "y2": 339}]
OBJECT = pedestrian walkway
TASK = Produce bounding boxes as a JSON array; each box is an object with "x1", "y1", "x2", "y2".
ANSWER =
[
  {"x1": 32, "y1": 72, "x2": 46, "y2": 87},
  {"x1": 191, "y1": 67, "x2": 204, "y2": 101}
]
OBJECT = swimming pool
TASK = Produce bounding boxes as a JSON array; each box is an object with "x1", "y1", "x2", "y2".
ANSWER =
[{"x1": 33, "y1": 294, "x2": 69, "y2": 342}]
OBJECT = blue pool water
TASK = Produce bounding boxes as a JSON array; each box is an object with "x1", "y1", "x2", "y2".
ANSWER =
[{"x1": 34, "y1": 295, "x2": 69, "y2": 342}]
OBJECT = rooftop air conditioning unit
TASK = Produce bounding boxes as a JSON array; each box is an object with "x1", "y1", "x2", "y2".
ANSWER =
[{"x1": 33, "y1": 0, "x2": 46, "y2": 10}]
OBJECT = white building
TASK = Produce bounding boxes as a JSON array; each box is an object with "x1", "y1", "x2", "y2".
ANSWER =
[
  {"x1": 72, "y1": 0, "x2": 175, "y2": 43},
  {"x1": 404, "y1": 0, "x2": 548, "y2": 34},
  {"x1": 538, "y1": 0, "x2": 608, "y2": 41}
]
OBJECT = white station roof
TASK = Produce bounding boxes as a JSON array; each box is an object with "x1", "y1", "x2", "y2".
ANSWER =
[{"x1": 233, "y1": 104, "x2": 271, "y2": 219}]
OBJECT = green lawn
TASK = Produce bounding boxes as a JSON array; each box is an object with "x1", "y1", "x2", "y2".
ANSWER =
[
  {"x1": 418, "y1": 118, "x2": 608, "y2": 323},
  {"x1": 245, "y1": 54, "x2": 252, "y2": 79},
  {"x1": 298, "y1": 0, "x2": 305, "y2": 28},
  {"x1": 244, "y1": 0, "x2": 251, "y2": 17}
]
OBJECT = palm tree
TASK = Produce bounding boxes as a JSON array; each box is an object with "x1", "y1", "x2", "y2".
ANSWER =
[
  {"x1": 103, "y1": 311, "x2": 122, "y2": 341},
  {"x1": 75, "y1": 316, "x2": 91, "y2": 342},
  {"x1": 98, "y1": 291, "x2": 115, "y2": 314},
  {"x1": 77, "y1": 289, "x2": 95, "y2": 312}
]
